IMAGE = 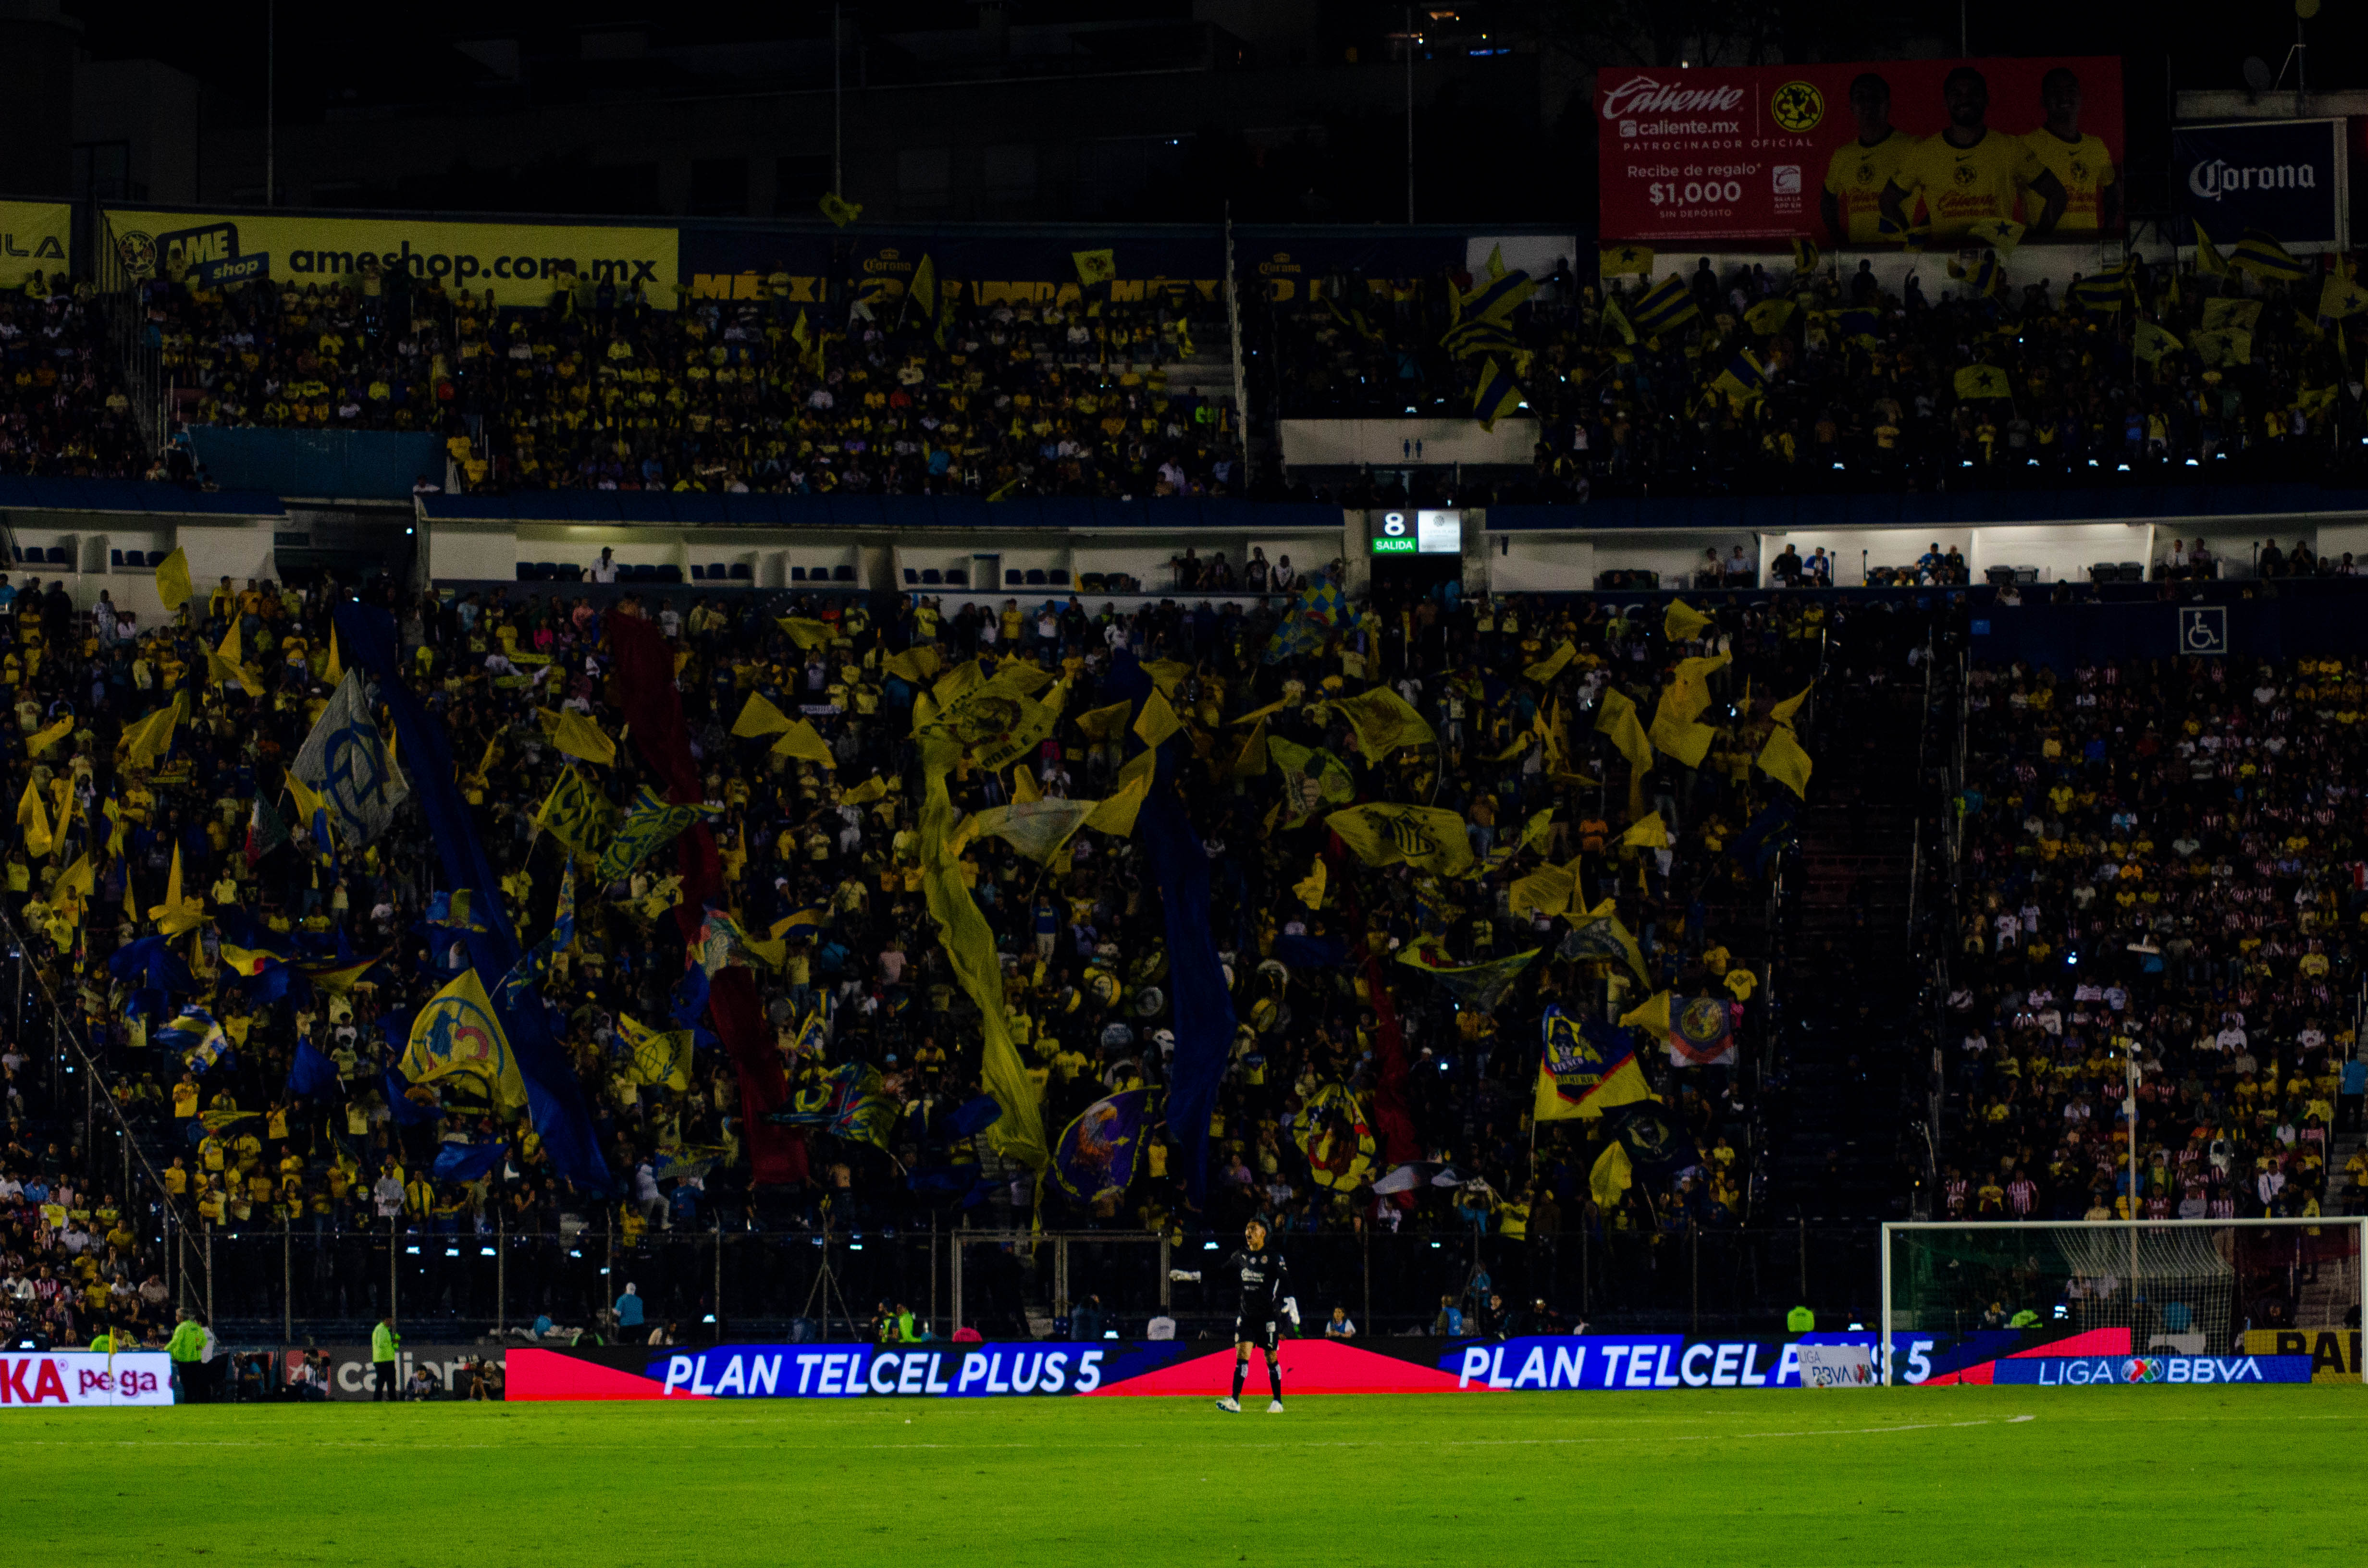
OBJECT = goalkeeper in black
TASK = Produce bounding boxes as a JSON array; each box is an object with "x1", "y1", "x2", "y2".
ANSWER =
[{"x1": 1170, "y1": 1217, "x2": 1297, "y2": 1411}]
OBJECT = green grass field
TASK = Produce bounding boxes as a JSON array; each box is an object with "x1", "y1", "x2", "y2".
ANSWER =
[{"x1": 20, "y1": 1387, "x2": 2364, "y2": 1566}]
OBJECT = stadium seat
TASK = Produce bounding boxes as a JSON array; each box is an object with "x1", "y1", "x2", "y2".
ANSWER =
[
  {"x1": 689, "y1": 564, "x2": 708, "y2": 581},
  {"x1": 1024, "y1": 569, "x2": 1046, "y2": 586},
  {"x1": 920, "y1": 569, "x2": 942, "y2": 585},
  {"x1": 903, "y1": 568, "x2": 919, "y2": 585},
  {"x1": 791, "y1": 566, "x2": 807, "y2": 581},
  {"x1": 1005, "y1": 569, "x2": 1023, "y2": 586},
  {"x1": 829, "y1": 565, "x2": 852, "y2": 582},
  {"x1": 1048, "y1": 568, "x2": 1070, "y2": 586},
  {"x1": 1985, "y1": 566, "x2": 2016, "y2": 586},
  {"x1": 2116, "y1": 562, "x2": 2145, "y2": 581},
  {"x1": 2014, "y1": 567, "x2": 2038, "y2": 585},
  {"x1": 2088, "y1": 563, "x2": 2117, "y2": 584},
  {"x1": 47, "y1": 547, "x2": 68, "y2": 566},
  {"x1": 733, "y1": 564, "x2": 756, "y2": 580},
  {"x1": 110, "y1": 550, "x2": 124, "y2": 567},
  {"x1": 657, "y1": 565, "x2": 681, "y2": 583},
  {"x1": 945, "y1": 568, "x2": 967, "y2": 586},
  {"x1": 1079, "y1": 573, "x2": 1106, "y2": 592}
]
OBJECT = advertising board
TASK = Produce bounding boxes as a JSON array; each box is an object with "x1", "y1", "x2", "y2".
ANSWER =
[
  {"x1": 2172, "y1": 120, "x2": 2345, "y2": 249},
  {"x1": 1597, "y1": 56, "x2": 2123, "y2": 248},
  {"x1": 0, "y1": 1351, "x2": 173, "y2": 1408}
]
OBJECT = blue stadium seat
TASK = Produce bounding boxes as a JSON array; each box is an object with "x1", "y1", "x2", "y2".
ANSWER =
[
  {"x1": 147, "y1": 551, "x2": 170, "y2": 568},
  {"x1": 691, "y1": 564, "x2": 710, "y2": 581},
  {"x1": 1048, "y1": 569, "x2": 1069, "y2": 586},
  {"x1": 920, "y1": 569, "x2": 941, "y2": 585},
  {"x1": 47, "y1": 547, "x2": 68, "y2": 566},
  {"x1": 903, "y1": 568, "x2": 919, "y2": 585},
  {"x1": 658, "y1": 566, "x2": 681, "y2": 583},
  {"x1": 110, "y1": 550, "x2": 124, "y2": 567},
  {"x1": 516, "y1": 563, "x2": 540, "y2": 581},
  {"x1": 1024, "y1": 569, "x2": 1047, "y2": 586},
  {"x1": 1005, "y1": 569, "x2": 1023, "y2": 586},
  {"x1": 732, "y1": 564, "x2": 755, "y2": 580},
  {"x1": 944, "y1": 568, "x2": 967, "y2": 587},
  {"x1": 830, "y1": 565, "x2": 853, "y2": 582},
  {"x1": 791, "y1": 566, "x2": 807, "y2": 581}
]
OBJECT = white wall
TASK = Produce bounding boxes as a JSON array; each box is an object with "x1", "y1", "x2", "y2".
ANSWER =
[
  {"x1": 1759, "y1": 527, "x2": 1974, "y2": 586},
  {"x1": 1591, "y1": 532, "x2": 1757, "y2": 590},
  {"x1": 1279, "y1": 418, "x2": 1540, "y2": 467},
  {"x1": 1969, "y1": 523, "x2": 2154, "y2": 584},
  {"x1": 1488, "y1": 537, "x2": 1595, "y2": 593}
]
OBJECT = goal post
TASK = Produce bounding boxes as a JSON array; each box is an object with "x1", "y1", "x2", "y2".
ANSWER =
[{"x1": 1879, "y1": 1217, "x2": 2368, "y2": 1384}]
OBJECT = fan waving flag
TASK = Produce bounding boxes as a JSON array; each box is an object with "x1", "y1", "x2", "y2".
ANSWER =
[
  {"x1": 1534, "y1": 1003, "x2": 1653, "y2": 1122},
  {"x1": 400, "y1": 969, "x2": 528, "y2": 1109},
  {"x1": 1629, "y1": 274, "x2": 1698, "y2": 336},
  {"x1": 292, "y1": 672, "x2": 409, "y2": 846},
  {"x1": 1667, "y1": 995, "x2": 1738, "y2": 1066},
  {"x1": 1050, "y1": 1089, "x2": 1151, "y2": 1205}
]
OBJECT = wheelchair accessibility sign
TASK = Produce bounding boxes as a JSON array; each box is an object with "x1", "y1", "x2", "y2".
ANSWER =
[{"x1": 2178, "y1": 606, "x2": 2227, "y2": 656}]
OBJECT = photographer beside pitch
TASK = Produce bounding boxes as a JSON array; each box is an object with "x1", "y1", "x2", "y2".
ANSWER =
[{"x1": 1170, "y1": 1218, "x2": 1298, "y2": 1412}]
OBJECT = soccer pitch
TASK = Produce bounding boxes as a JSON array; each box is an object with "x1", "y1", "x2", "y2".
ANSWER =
[{"x1": 22, "y1": 1387, "x2": 2364, "y2": 1566}]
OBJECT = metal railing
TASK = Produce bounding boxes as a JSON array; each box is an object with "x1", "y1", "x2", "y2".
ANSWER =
[{"x1": 164, "y1": 1221, "x2": 1893, "y2": 1348}]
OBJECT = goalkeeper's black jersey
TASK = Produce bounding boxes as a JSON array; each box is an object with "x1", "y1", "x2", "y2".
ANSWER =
[{"x1": 1222, "y1": 1247, "x2": 1289, "y2": 1321}]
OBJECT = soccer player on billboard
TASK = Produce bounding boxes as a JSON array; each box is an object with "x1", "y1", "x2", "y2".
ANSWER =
[
  {"x1": 1820, "y1": 73, "x2": 1915, "y2": 249},
  {"x1": 2023, "y1": 66, "x2": 2118, "y2": 235},
  {"x1": 1880, "y1": 66, "x2": 2068, "y2": 245}
]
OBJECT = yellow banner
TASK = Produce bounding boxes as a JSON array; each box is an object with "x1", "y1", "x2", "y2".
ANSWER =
[
  {"x1": 2242, "y1": 1328, "x2": 2360, "y2": 1383},
  {"x1": 0, "y1": 200, "x2": 72, "y2": 291},
  {"x1": 106, "y1": 208, "x2": 680, "y2": 307}
]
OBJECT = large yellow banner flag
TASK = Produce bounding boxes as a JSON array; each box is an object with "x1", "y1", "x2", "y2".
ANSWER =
[{"x1": 919, "y1": 762, "x2": 1046, "y2": 1168}]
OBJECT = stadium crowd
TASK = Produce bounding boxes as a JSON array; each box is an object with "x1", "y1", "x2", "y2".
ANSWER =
[
  {"x1": 0, "y1": 561, "x2": 1854, "y2": 1339},
  {"x1": 129, "y1": 258, "x2": 1240, "y2": 499},
  {"x1": 1264, "y1": 248, "x2": 2368, "y2": 503},
  {"x1": 0, "y1": 274, "x2": 149, "y2": 479},
  {"x1": 1943, "y1": 653, "x2": 2368, "y2": 1227}
]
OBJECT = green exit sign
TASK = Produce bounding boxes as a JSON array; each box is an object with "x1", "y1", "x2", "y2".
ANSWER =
[{"x1": 1371, "y1": 537, "x2": 1418, "y2": 554}]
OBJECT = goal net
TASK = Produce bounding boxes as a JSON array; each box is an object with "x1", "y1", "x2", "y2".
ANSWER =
[{"x1": 1882, "y1": 1219, "x2": 2365, "y2": 1363}]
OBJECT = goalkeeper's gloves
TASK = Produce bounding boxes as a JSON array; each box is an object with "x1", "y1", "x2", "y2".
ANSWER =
[
  {"x1": 1168, "y1": 1269, "x2": 1201, "y2": 1283},
  {"x1": 1283, "y1": 1297, "x2": 1300, "y2": 1327}
]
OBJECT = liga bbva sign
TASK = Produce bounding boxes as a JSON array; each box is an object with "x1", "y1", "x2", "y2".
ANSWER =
[{"x1": 105, "y1": 208, "x2": 682, "y2": 306}]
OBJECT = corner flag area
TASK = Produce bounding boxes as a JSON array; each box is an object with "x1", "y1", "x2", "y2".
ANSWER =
[{"x1": 18, "y1": 1387, "x2": 2364, "y2": 1566}]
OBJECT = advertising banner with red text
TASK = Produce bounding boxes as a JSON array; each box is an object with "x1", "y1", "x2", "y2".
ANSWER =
[
  {"x1": 1597, "y1": 57, "x2": 2123, "y2": 249},
  {"x1": 0, "y1": 1352, "x2": 173, "y2": 1408}
]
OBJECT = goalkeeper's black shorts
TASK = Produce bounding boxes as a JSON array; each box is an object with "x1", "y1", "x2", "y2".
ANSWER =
[{"x1": 1233, "y1": 1316, "x2": 1279, "y2": 1352}]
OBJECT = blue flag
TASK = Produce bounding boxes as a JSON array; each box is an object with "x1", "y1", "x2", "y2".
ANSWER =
[
  {"x1": 335, "y1": 602, "x2": 611, "y2": 1190},
  {"x1": 286, "y1": 1038, "x2": 340, "y2": 1098},
  {"x1": 430, "y1": 1142, "x2": 508, "y2": 1182}
]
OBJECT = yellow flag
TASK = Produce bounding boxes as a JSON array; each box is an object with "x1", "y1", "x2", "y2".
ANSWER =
[
  {"x1": 120, "y1": 697, "x2": 184, "y2": 769},
  {"x1": 1074, "y1": 700, "x2": 1133, "y2": 744},
  {"x1": 1141, "y1": 659, "x2": 1193, "y2": 695},
  {"x1": 1519, "y1": 806, "x2": 1556, "y2": 853},
  {"x1": 148, "y1": 844, "x2": 205, "y2": 935},
  {"x1": 618, "y1": 1014, "x2": 694, "y2": 1091},
  {"x1": 771, "y1": 720, "x2": 838, "y2": 769},
  {"x1": 1231, "y1": 698, "x2": 1290, "y2": 726},
  {"x1": 1954, "y1": 365, "x2": 2011, "y2": 401},
  {"x1": 842, "y1": 775, "x2": 889, "y2": 806},
  {"x1": 1757, "y1": 723, "x2": 1814, "y2": 797},
  {"x1": 1621, "y1": 811, "x2": 1667, "y2": 850},
  {"x1": 27, "y1": 715, "x2": 73, "y2": 757},
  {"x1": 1665, "y1": 653, "x2": 1730, "y2": 723},
  {"x1": 1664, "y1": 600, "x2": 1712, "y2": 643},
  {"x1": 1590, "y1": 1139, "x2": 1634, "y2": 1210},
  {"x1": 154, "y1": 548, "x2": 193, "y2": 612},
  {"x1": 884, "y1": 646, "x2": 942, "y2": 683},
  {"x1": 285, "y1": 771, "x2": 331, "y2": 835},
  {"x1": 1010, "y1": 765, "x2": 1042, "y2": 804},
  {"x1": 208, "y1": 622, "x2": 262, "y2": 696},
  {"x1": 1522, "y1": 641, "x2": 1578, "y2": 683},
  {"x1": 1292, "y1": 857, "x2": 1328, "y2": 907},
  {"x1": 400, "y1": 968, "x2": 528, "y2": 1109},
  {"x1": 1649, "y1": 708, "x2": 1716, "y2": 769},
  {"x1": 16, "y1": 777, "x2": 53, "y2": 858},
  {"x1": 543, "y1": 709, "x2": 617, "y2": 767},
  {"x1": 1073, "y1": 248, "x2": 1118, "y2": 287},
  {"x1": 972, "y1": 800, "x2": 1097, "y2": 862},
  {"x1": 1084, "y1": 772, "x2": 1151, "y2": 837},
  {"x1": 1594, "y1": 689, "x2": 1653, "y2": 776},
  {"x1": 324, "y1": 627, "x2": 344, "y2": 685},
  {"x1": 919, "y1": 765, "x2": 1046, "y2": 1168},
  {"x1": 1132, "y1": 688, "x2": 1182, "y2": 749},
  {"x1": 1768, "y1": 683, "x2": 1812, "y2": 728},
  {"x1": 1333, "y1": 686, "x2": 1438, "y2": 763},
  {"x1": 1326, "y1": 804, "x2": 1473, "y2": 876},
  {"x1": 1619, "y1": 989, "x2": 1672, "y2": 1034},
  {"x1": 777, "y1": 617, "x2": 834, "y2": 651},
  {"x1": 1509, "y1": 862, "x2": 1576, "y2": 919},
  {"x1": 731, "y1": 693, "x2": 796, "y2": 737}
]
